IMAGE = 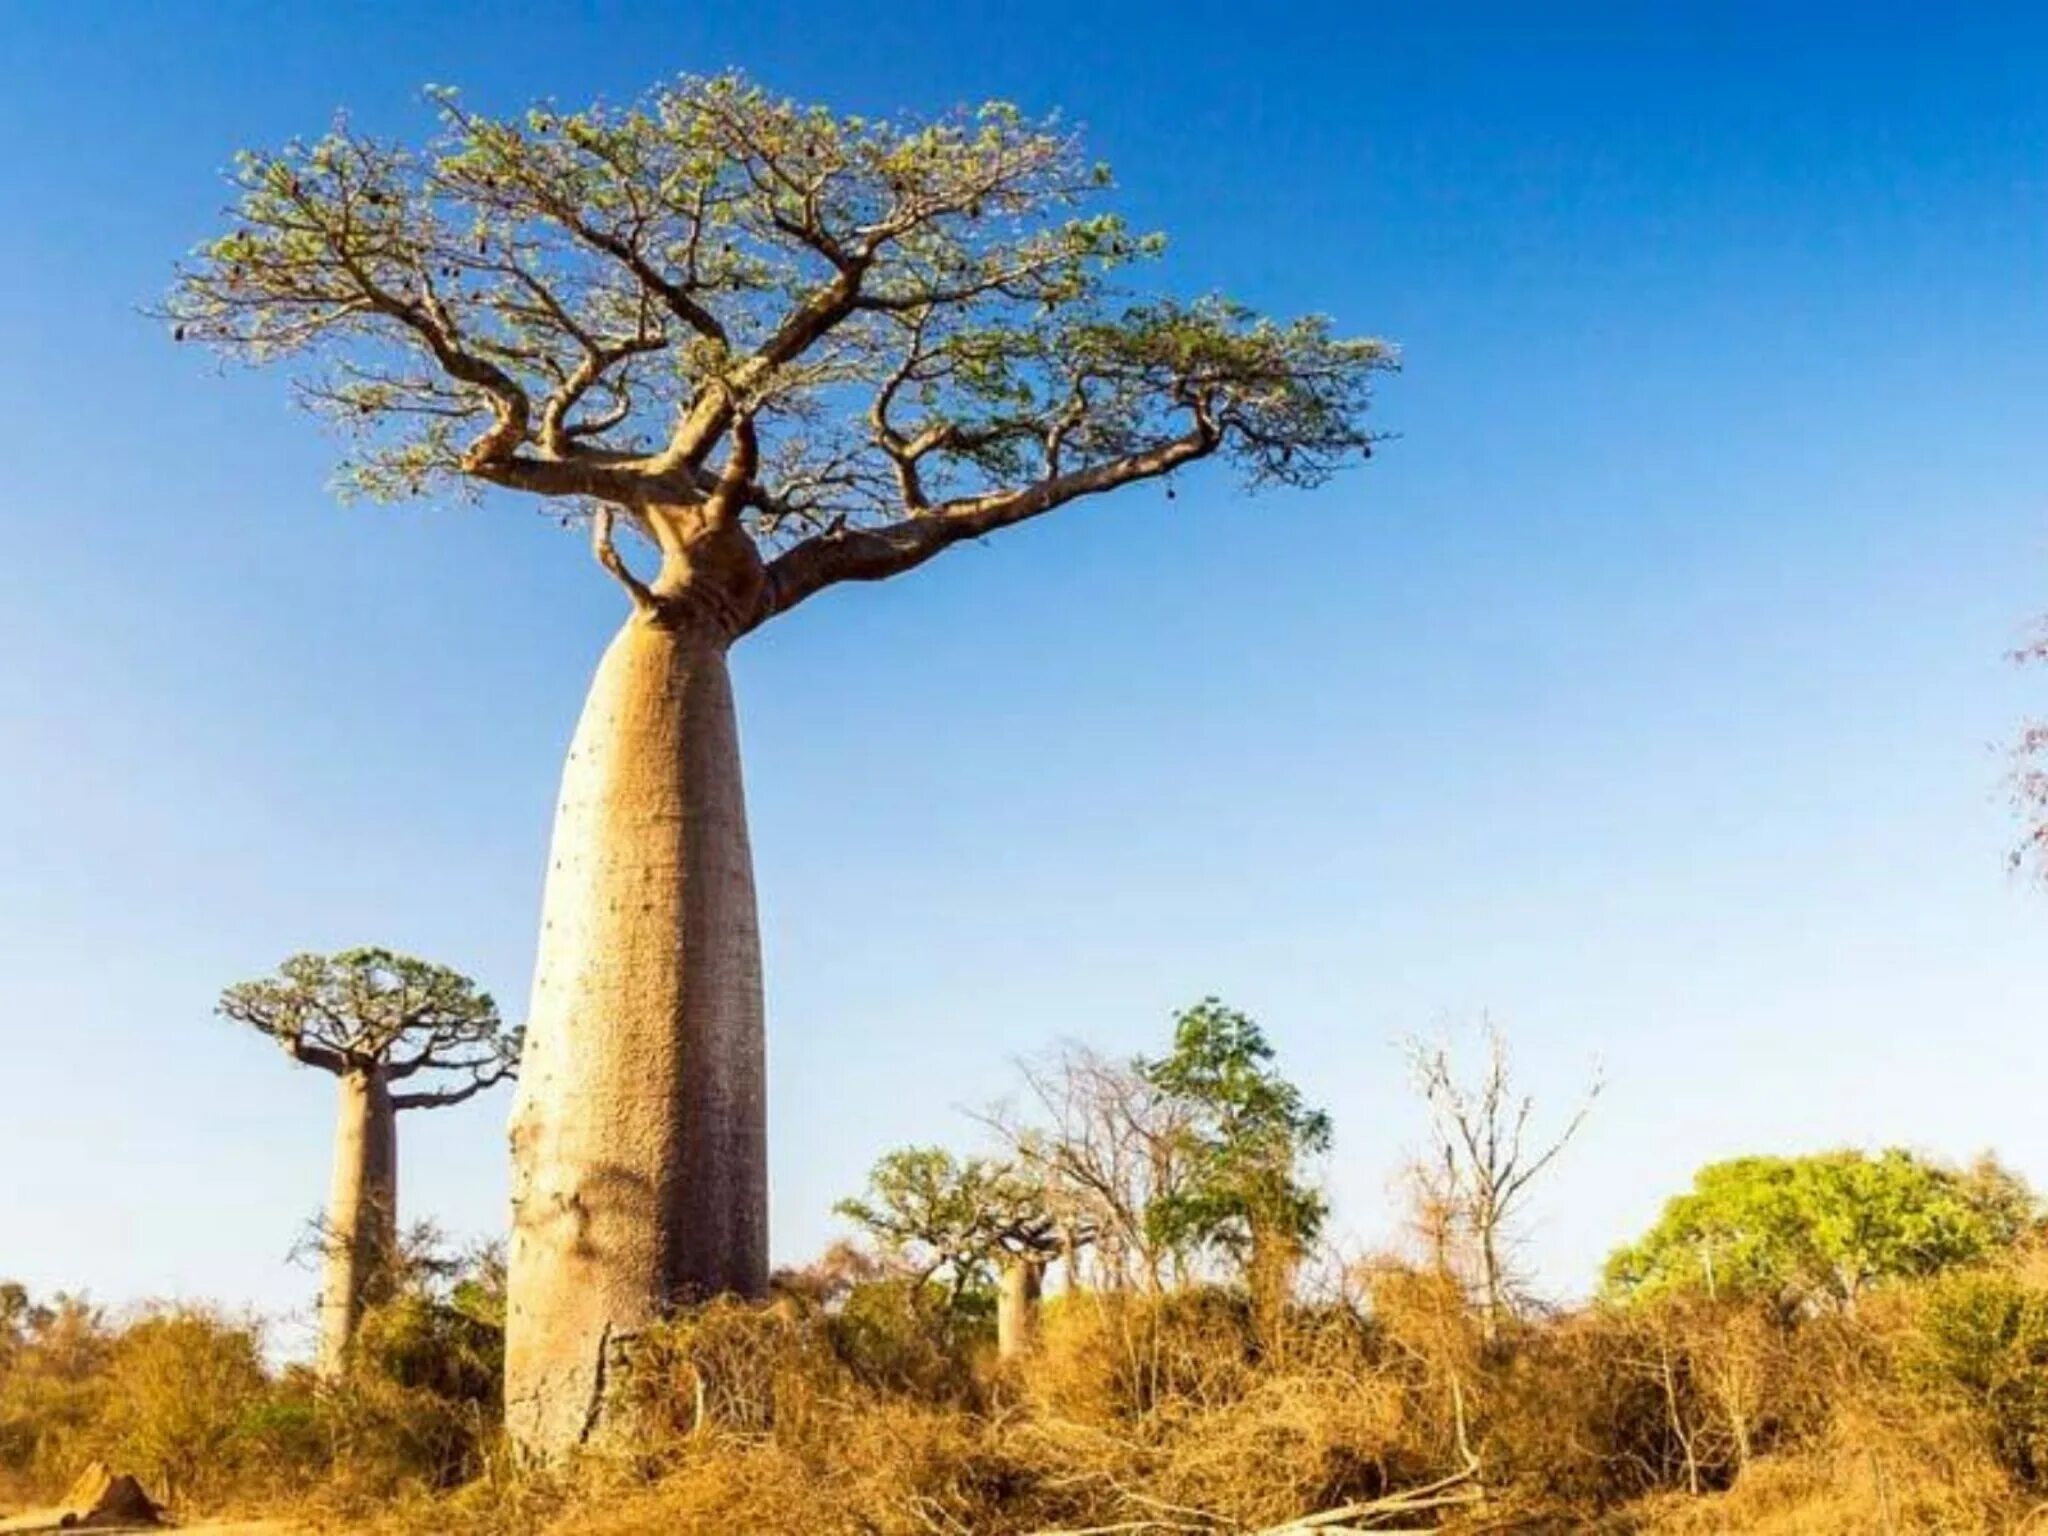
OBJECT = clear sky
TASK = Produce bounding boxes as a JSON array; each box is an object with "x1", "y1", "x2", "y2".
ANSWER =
[{"x1": 2, "y1": 1, "x2": 2045, "y2": 1353}]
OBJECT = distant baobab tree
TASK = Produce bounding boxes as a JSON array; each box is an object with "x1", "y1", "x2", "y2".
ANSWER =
[
  {"x1": 166, "y1": 72, "x2": 1391, "y2": 1454},
  {"x1": 836, "y1": 1146, "x2": 1068, "y2": 1361},
  {"x1": 218, "y1": 949, "x2": 519, "y2": 1377}
]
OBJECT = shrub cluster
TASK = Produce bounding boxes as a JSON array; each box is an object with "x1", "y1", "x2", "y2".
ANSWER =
[
  {"x1": 11, "y1": 1249, "x2": 2048, "y2": 1532},
  {"x1": 0, "y1": 1240, "x2": 504, "y2": 1521}
]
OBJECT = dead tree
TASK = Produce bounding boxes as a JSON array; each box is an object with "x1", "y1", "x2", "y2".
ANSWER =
[{"x1": 1406, "y1": 1021, "x2": 1598, "y2": 1347}]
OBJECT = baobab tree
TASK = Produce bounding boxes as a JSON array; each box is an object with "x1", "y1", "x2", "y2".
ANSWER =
[
  {"x1": 837, "y1": 1146, "x2": 1066, "y2": 1360},
  {"x1": 218, "y1": 949, "x2": 518, "y2": 1376},
  {"x1": 167, "y1": 72, "x2": 1391, "y2": 1453}
]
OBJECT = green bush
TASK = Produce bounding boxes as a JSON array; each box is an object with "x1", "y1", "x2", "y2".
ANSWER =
[
  {"x1": 1905, "y1": 1267, "x2": 2048, "y2": 1486},
  {"x1": 827, "y1": 1279, "x2": 987, "y2": 1403}
]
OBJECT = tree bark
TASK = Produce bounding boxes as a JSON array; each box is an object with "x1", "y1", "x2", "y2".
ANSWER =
[
  {"x1": 318, "y1": 1066, "x2": 398, "y2": 1378},
  {"x1": 1248, "y1": 1225, "x2": 1297, "y2": 1354},
  {"x1": 504, "y1": 607, "x2": 767, "y2": 1458},
  {"x1": 996, "y1": 1257, "x2": 1044, "y2": 1362}
]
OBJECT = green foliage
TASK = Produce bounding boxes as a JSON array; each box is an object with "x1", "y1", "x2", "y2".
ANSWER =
[
  {"x1": 343, "y1": 1228, "x2": 505, "y2": 1435},
  {"x1": 217, "y1": 948, "x2": 518, "y2": 1097},
  {"x1": 163, "y1": 71, "x2": 1390, "y2": 534},
  {"x1": 835, "y1": 1146, "x2": 1056, "y2": 1306},
  {"x1": 826, "y1": 1279, "x2": 989, "y2": 1401},
  {"x1": 1604, "y1": 1150, "x2": 2036, "y2": 1313},
  {"x1": 1905, "y1": 1266, "x2": 2048, "y2": 1485},
  {"x1": 1140, "y1": 998, "x2": 1332, "y2": 1269},
  {"x1": 355, "y1": 1290, "x2": 500, "y2": 1408}
]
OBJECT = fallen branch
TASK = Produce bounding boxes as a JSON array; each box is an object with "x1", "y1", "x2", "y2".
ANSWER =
[{"x1": 1248, "y1": 1463, "x2": 1484, "y2": 1535}]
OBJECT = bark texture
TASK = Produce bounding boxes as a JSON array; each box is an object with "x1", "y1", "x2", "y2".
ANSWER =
[
  {"x1": 319, "y1": 1067, "x2": 398, "y2": 1378},
  {"x1": 1248, "y1": 1226, "x2": 1300, "y2": 1354},
  {"x1": 505, "y1": 610, "x2": 767, "y2": 1458},
  {"x1": 996, "y1": 1257, "x2": 1045, "y2": 1362}
]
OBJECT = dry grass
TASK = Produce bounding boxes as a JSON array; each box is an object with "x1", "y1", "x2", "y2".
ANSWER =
[{"x1": 12, "y1": 1258, "x2": 2048, "y2": 1533}]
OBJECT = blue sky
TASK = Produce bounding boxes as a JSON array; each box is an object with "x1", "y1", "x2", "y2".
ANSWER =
[{"x1": 2, "y1": 1, "x2": 2046, "y2": 1349}]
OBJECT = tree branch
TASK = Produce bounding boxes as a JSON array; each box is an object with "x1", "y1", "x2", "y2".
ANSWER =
[
  {"x1": 750, "y1": 421, "x2": 1215, "y2": 628},
  {"x1": 591, "y1": 505, "x2": 657, "y2": 612},
  {"x1": 280, "y1": 1035, "x2": 351, "y2": 1075},
  {"x1": 391, "y1": 1063, "x2": 514, "y2": 1112}
]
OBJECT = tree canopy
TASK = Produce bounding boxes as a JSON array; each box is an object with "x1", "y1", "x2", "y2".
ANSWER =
[
  {"x1": 1139, "y1": 999, "x2": 1332, "y2": 1268},
  {"x1": 835, "y1": 1147, "x2": 1058, "y2": 1302},
  {"x1": 164, "y1": 72, "x2": 1391, "y2": 630},
  {"x1": 217, "y1": 948, "x2": 520, "y2": 1108},
  {"x1": 1603, "y1": 1149, "x2": 2037, "y2": 1313}
]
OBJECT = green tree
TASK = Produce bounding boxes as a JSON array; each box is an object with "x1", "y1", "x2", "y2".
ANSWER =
[
  {"x1": 837, "y1": 1148, "x2": 1006, "y2": 1304},
  {"x1": 1604, "y1": 1150, "x2": 2036, "y2": 1314},
  {"x1": 164, "y1": 71, "x2": 1390, "y2": 1457},
  {"x1": 1141, "y1": 999, "x2": 1331, "y2": 1328},
  {"x1": 836, "y1": 1146, "x2": 1064, "y2": 1360}
]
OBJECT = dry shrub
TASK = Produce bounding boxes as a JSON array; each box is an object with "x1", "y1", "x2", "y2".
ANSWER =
[
  {"x1": 1004, "y1": 1291, "x2": 1428, "y2": 1531},
  {"x1": 20, "y1": 1262, "x2": 2048, "y2": 1534},
  {"x1": 536, "y1": 1401, "x2": 1049, "y2": 1536},
  {"x1": 1483, "y1": 1297, "x2": 1821, "y2": 1512},
  {"x1": 1357, "y1": 1260, "x2": 1486, "y2": 1466},
  {"x1": 0, "y1": 1295, "x2": 111, "y2": 1501},
  {"x1": 1630, "y1": 1436, "x2": 2018, "y2": 1536},
  {"x1": 40, "y1": 1305, "x2": 278, "y2": 1511},
  {"x1": 419, "y1": 1290, "x2": 1442, "y2": 1535},
  {"x1": 605, "y1": 1296, "x2": 841, "y2": 1450},
  {"x1": 0, "y1": 1270, "x2": 507, "y2": 1521},
  {"x1": 522, "y1": 1304, "x2": 1059, "y2": 1536},
  {"x1": 1028, "y1": 1286, "x2": 1260, "y2": 1421},
  {"x1": 1145, "y1": 1355, "x2": 1415, "y2": 1526}
]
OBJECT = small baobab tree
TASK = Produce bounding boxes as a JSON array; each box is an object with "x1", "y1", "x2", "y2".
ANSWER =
[
  {"x1": 166, "y1": 72, "x2": 1390, "y2": 1453},
  {"x1": 218, "y1": 948, "x2": 518, "y2": 1376},
  {"x1": 836, "y1": 1146, "x2": 1064, "y2": 1361}
]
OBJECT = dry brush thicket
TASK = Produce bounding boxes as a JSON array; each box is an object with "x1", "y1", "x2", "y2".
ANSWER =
[
  {"x1": 9, "y1": 1045, "x2": 2048, "y2": 1534},
  {"x1": 11, "y1": 1248, "x2": 2048, "y2": 1532}
]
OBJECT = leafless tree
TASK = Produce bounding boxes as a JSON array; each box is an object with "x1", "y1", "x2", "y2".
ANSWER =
[
  {"x1": 983, "y1": 1040, "x2": 1199, "y2": 1294},
  {"x1": 1405, "y1": 1021, "x2": 1599, "y2": 1346}
]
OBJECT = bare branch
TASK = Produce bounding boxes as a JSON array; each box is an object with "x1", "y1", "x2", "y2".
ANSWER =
[
  {"x1": 392, "y1": 1061, "x2": 516, "y2": 1111},
  {"x1": 590, "y1": 505, "x2": 657, "y2": 612},
  {"x1": 750, "y1": 421, "x2": 1214, "y2": 628}
]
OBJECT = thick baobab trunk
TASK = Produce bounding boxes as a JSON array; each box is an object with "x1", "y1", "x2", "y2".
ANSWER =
[
  {"x1": 505, "y1": 608, "x2": 767, "y2": 1457},
  {"x1": 318, "y1": 1066, "x2": 397, "y2": 1378},
  {"x1": 996, "y1": 1257, "x2": 1045, "y2": 1362}
]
